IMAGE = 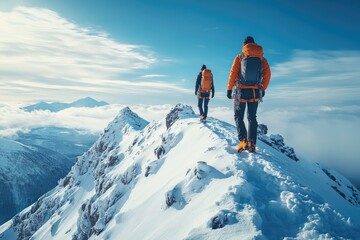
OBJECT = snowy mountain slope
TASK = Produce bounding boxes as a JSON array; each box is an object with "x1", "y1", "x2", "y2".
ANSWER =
[
  {"x1": 22, "y1": 97, "x2": 108, "y2": 112},
  {"x1": 15, "y1": 127, "x2": 98, "y2": 161},
  {"x1": 0, "y1": 104, "x2": 359, "y2": 240},
  {"x1": 0, "y1": 138, "x2": 73, "y2": 225}
]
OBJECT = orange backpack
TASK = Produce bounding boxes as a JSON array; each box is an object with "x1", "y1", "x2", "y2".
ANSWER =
[{"x1": 201, "y1": 69, "x2": 213, "y2": 92}]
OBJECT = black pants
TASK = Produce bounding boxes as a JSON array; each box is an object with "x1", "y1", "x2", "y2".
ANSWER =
[
  {"x1": 234, "y1": 89, "x2": 259, "y2": 144},
  {"x1": 198, "y1": 93, "x2": 210, "y2": 118}
]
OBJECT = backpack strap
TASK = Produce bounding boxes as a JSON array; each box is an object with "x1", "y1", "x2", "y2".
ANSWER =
[{"x1": 234, "y1": 53, "x2": 244, "y2": 89}]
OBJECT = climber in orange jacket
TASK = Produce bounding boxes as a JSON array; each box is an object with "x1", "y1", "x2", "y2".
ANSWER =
[
  {"x1": 227, "y1": 36, "x2": 271, "y2": 152},
  {"x1": 195, "y1": 64, "x2": 215, "y2": 123}
]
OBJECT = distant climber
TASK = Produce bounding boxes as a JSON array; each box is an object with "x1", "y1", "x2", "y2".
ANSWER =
[
  {"x1": 226, "y1": 36, "x2": 271, "y2": 153},
  {"x1": 195, "y1": 64, "x2": 215, "y2": 123}
]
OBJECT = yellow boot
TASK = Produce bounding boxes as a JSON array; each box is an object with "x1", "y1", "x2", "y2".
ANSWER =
[{"x1": 237, "y1": 139, "x2": 247, "y2": 152}]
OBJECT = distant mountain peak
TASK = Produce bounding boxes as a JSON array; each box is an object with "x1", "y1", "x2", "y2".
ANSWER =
[
  {"x1": 71, "y1": 97, "x2": 108, "y2": 107},
  {"x1": 79, "y1": 97, "x2": 94, "y2": 101},
  {"x1": 22, "y1": 97, "x2": 108, "y2": 112}
]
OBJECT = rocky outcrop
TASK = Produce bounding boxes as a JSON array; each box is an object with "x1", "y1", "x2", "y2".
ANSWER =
[
  {"x1": 165, "y1": 104, "x2": 194, "y2": 129},
  {"x1": 258, "y1": 124, "x2": 299, "y2": 161}
]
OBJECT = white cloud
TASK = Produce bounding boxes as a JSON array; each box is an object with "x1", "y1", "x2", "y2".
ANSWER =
[
  {"x1": 0, "y1": 104, "x2": 174, "y2": 138},
  {"x1": 259, "y1": 106, "x2": 360, "y2": 185},
  {"x1": 132, "y1": 104, "x2": 173, "y2": 121},
  {"x1": 0, "y1": 105, "x2": 121, "y2": 137},
  {"x1": 161, "y1": 58, "x2": 178, "y2": 63},
  {"x1": 140, "y1": 74, "x2": 168, "y2": 78},
  {"x1": 269, "y1": 50, "x2": 360, "y2": 106},
  {"x1": 272, "y1": 50, "x2": 360, "y2": 79},
  {"x1": 0, "y1": 7, "x2": 191, "y2": 104}
]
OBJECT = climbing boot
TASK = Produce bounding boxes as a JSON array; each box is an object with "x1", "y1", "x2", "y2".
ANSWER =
[
  {"x1": 237, "y1": 139, "x2": 247, "y2": 152},
  {"x1": 247, "y1": 141, "x2": 256, "y2": 153}
]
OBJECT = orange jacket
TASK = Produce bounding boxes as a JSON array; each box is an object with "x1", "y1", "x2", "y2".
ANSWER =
[{"x1": 227, "y1": 43, "x2": 271, "y2": 91}]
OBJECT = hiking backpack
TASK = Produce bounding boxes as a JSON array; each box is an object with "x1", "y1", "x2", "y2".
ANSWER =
[
  {"x1": 239, "y1": 54, "x2": 263, "y2": 86},
  {"x1": 201, "y1": 69, "x2": 213, "y2": 92}
]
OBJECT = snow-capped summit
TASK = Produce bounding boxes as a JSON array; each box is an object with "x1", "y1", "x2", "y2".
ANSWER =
[
  {"x1": 0, "y1": 105, "x2": 359, "y2": 240},
  {"x1": 93, "y1": 106, "x2": 149, "y2": 156},
  {"x1": 22, "y1": 97, "x2": 108, "y2": 112},
  {"x1": 113, "y1": 106, "x2": 149, "y2": 131}
]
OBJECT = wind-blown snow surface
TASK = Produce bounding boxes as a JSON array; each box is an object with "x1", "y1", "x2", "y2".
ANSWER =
[{"x1": 1, "y1": 104, "x2": 359, "y2": 240}]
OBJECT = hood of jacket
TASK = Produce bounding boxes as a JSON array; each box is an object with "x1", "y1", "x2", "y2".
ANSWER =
[{"x1": 242, "y1": 43, "x2": 263, "y2": 58}]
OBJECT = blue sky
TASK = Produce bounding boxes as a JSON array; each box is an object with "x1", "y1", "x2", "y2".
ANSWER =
[
  {"x1": 1, "y1": 0, "x2": 360, "y2": 105},
  {"x1": 1, "y1": 1, "x2": 360, "y2": 185}
]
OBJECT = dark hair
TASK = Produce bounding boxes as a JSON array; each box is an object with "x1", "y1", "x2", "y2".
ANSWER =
[
  {"x1": 243, "y1": 36, "x2": 255, "y2": 46},
  {"x1": 201, "y1": 64, "x2": 206, "y2": 70}
]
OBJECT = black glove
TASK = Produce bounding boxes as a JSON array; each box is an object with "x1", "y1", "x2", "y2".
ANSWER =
[
  {"x1": 262, "y1": 90, "x2": 265, "y2": 97},
  {"x1": 211, "y1": 92, "x2": 214, "y2": 98},
  {"x1": 227, "y1": 90, "x2": 232, "y2": 99},
  {"x1": 195, "y1": 91, "x2": 197, "y2": 96}
]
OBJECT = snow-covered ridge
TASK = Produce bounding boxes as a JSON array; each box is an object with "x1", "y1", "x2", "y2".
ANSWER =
[{"x1": 0, "y1": 104, "x2": 359, "y2": 240}]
